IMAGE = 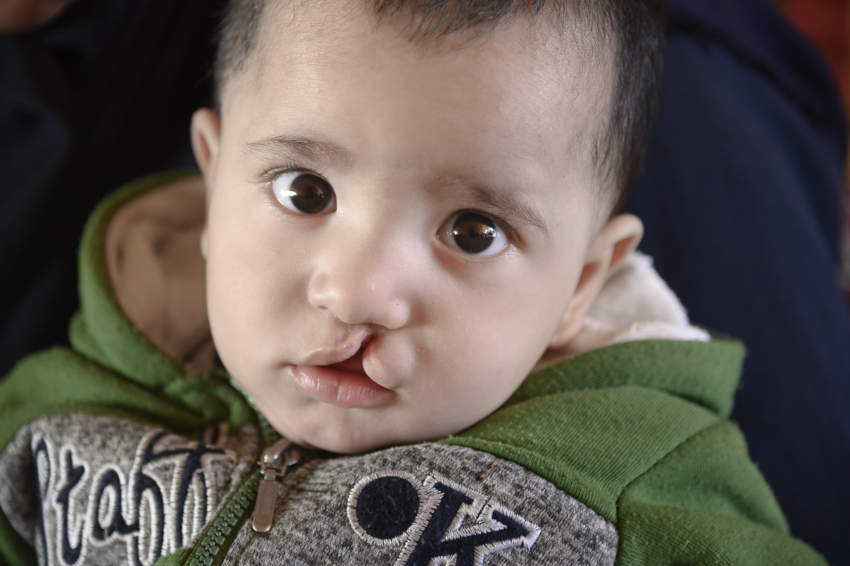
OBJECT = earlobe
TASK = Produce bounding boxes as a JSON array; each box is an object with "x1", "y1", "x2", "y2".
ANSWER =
[
  {"x1": 192, "y1": 109, "x2": 220, "y2": 262},
  {"x1": 547, "y1": 214, "x2": 644, "y2": 349},
  {"x1": 200, "y1": 226, "x2": 209, "y2": 260},
  {"x1": 191, "y1": 108, "x2": 222, "y2": 182}
]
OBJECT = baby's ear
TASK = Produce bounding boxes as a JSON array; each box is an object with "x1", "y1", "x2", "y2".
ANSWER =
[
  {"x1": 548, "y1": 214, "x2": 644, "y2": 349},
  {"x1": 191, "y1": 108, "x2": 221, "y2": 184},
  {"x1": 191, "y1": 108, "x2": 221, "y2": 261}
]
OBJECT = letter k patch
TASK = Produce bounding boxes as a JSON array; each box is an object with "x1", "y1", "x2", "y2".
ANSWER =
[{"x1": 347, "y1": 471, "x2": 541, "y2": 566}]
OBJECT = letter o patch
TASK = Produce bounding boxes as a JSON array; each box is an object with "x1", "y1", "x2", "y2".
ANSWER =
[{"x1": 347, "y1": 471, "x2": 429, "y2": 547}]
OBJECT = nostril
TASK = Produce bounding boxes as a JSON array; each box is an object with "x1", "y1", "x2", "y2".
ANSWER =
[
  {"x1": 306, "y1": 272, "x2": 337, "y2": 313},
  {"x1": 307, "y1": 267, "x2": 412, "y2": 329}
]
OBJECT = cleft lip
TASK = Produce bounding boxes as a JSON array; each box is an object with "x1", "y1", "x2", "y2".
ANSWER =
[
  {"x1": 325, "y1": 345, "x2": 369, "y2": 376},
  {"x1": 299, "y1": 327, "x2": 373, "y2": 368},
  {"x1": 289, "y1": 331, "x2": 394, "y2": 408}
]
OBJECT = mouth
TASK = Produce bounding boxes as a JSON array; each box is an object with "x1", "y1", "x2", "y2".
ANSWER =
[
  {"x1": 291, "y1": 342, "x2": 393, "y2": 408},
  {"x1": 325, "y1": 345, "x2": 369, "y2": 375}
]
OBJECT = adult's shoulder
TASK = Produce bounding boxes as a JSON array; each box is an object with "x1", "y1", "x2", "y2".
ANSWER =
[{"x1": 663, "y1": 0, "x2": 845, "y2": 154}]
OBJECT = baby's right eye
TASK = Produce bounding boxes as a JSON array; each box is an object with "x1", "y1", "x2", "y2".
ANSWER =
[{"x1": 272, "y1": 171, "x2": 336, "y2": 215}]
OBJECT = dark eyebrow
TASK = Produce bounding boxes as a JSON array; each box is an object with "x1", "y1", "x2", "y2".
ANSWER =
[
  {"x1": 463, "y1": 183, "x2": 550, "y2": 239},
  {"x1": 245, "y1": 135, "x2": 352, "y2": 168}
]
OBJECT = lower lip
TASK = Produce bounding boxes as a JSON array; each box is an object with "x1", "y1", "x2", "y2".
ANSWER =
[{"x1": 290, "y1": 365, "x2": 393, "y2": 408}]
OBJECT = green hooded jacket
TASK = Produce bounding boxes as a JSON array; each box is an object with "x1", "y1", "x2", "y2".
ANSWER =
[{"x1": 0, "y1": 172, "x2": 827, "y2": 566}]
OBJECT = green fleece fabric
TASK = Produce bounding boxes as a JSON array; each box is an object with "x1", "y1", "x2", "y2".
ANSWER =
[
  {"x1": 443, "y1": 342, "x2": 825, "y2": 564},
  {"x1": 0, "y1": 173, "x2": 828, "y2": 565}
]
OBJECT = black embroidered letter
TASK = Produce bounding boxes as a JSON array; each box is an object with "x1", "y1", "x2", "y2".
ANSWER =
[
  {"x1": 55, "y1": 448, "x2": 87, "y2": 565},
  {"x1": 356, "y1": 475, "x2": 421, "y2": 540},
  {"x1": 33, "y1": 438, "x2": 52, "y2": 565},
  {"x1": 91, "y1": 469, "x2": 134, "y2": 542},
  {"x1": 348, "y1": 471, "x2": 540, "y2": 566}
]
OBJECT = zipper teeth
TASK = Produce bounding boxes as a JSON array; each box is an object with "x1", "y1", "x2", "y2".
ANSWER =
[
  {"x1": 188, "y1": 470, "x2": 261, "y2": 566},
  {"x1": 186, "y1": 404, "x2": 279, "y2": 566}
]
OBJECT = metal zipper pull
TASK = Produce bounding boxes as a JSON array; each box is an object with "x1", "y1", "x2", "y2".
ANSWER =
[{"x1": 252, "y1": 438, "x2": 301, "y2": 533}]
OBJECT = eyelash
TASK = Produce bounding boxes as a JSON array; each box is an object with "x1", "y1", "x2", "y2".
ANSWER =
[
  {"x1": 260, "y1": 162, "x2": 319, "y2": 182},
  {"x1": 258, "y1": 164, "x2": 524, "y2": 248}
]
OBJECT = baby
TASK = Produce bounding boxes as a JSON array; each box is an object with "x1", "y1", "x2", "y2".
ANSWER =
[
  {"x1": 191, "y1": 0, "x2": 651, "y2": 455},
  {"x1": 0, "y1": 0, "x2": 828, "y2": 564}
]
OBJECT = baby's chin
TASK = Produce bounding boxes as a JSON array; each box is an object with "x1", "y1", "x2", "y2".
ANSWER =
[
  {"x1": 280, "y1": 423, "x2": 443, "y2": 455},
  {"x1": 291, "y1": 433, "x2": 417, "y2": 455}
]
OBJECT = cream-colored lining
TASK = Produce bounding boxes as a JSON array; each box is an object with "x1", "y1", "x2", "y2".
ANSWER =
[
  {"x1": 534, "y1": 252, "x2": 710, "y2": 371},
  {"x1": 105, "y1": 177, "x2": 216, "y2": 375}
]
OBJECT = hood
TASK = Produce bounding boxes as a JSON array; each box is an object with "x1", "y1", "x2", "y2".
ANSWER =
[{"x1": 102, "y1": 173, "x2": 213, "y2": 375}]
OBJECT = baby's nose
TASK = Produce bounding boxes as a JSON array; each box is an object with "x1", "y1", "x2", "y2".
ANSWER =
[{"x1": 306, "y1": 238, "x2": 414, "y2": 330}]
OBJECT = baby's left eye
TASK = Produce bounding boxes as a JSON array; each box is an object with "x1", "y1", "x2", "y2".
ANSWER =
[{"x1": 440, "y1": 213, "x2": 509, "y2": 257}]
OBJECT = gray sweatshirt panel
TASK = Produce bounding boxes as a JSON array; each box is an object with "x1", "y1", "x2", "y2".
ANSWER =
[{"x1": 223, "y1": 443, "x2": 618, "y2": 566}]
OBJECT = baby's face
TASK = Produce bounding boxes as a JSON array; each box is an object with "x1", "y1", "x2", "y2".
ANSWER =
[{"x1": 195, "y1": 2, "x2": 616, "y2": 453}]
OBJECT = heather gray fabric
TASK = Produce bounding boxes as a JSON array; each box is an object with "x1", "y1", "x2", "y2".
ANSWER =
[
  {"x1": 221, "y1": 443, "x2": 618, "y2": 566},
  {"x1": 1, "y1": 416, "x2": 618, "y2": 566},
  {"x1": 0, "y1": 414, "x2": 258, "y2": 566}
]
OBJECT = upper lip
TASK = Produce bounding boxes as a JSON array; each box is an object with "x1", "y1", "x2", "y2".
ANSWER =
[{"x1": 298, "y1": 328, "x2": 373, "y2": 367}]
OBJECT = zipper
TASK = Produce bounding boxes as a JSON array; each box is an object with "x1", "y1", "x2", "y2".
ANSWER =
[
  {"x1": 252, "y1": 438, "x2": 301, "y2": 532},
  {"x1": 185, "y1": 412, "x2": 301, "y2": 566},
  {"x1": 187, "y1": 470, "x2": 262, "y2": 566}
]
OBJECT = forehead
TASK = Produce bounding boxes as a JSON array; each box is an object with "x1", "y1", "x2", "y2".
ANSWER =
[{"x1": 222, "y1": 0, "x2": 614, "y2": 216}]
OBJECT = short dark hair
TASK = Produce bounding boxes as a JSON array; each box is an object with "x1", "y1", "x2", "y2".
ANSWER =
[{"x1": 213, "y1": 0, "x2": 665, "y2": 211}]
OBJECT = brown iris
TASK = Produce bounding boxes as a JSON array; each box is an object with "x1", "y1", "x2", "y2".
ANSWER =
[
  {"x1": 286, "y1": 174, "x2": 333, "y2": 214},
  {"x1": 451, "y1": 213, "x2": 498, "y2": 254}
]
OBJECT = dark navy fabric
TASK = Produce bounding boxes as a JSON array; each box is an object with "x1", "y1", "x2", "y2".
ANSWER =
[
  {"x1": 356, "y1": 475, "x2": 421, "y2": 539},
  {"x1": 625, "y1": 3, "x2": 850, "y2": 562},
  {"x1": 664, "y1": 0, "x2": 846, "y2": 164},
  {"x1": 0, "y1": 0, "x2": 220, "y2": 377},
  {"x1": 404, "y1": 481, "x2": 532, "y2": 566},
  {"x1": 0, "y1": 0, "x2": 848, "y2": 563}
]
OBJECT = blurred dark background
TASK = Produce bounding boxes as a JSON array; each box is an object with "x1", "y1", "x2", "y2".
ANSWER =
[
  {"x1": 778, "y1": 0, "x2": 850, "y2": 297},
  {"x1": 0, "y1": 0, "x2": 848, "y2": 564}
]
